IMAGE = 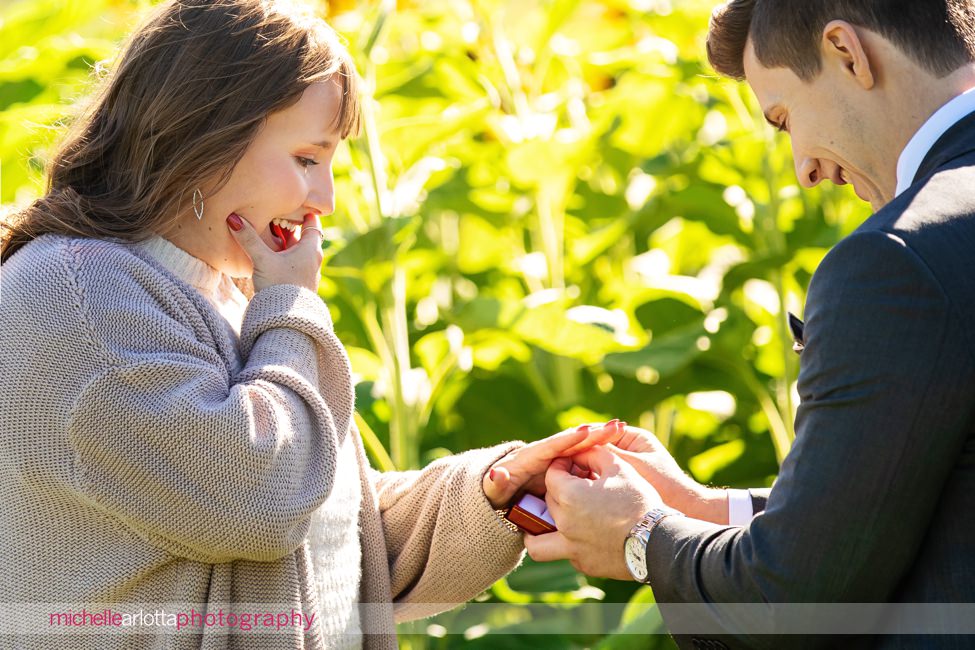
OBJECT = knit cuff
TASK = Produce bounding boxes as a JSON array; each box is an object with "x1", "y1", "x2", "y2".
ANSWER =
[
  {"x1": 388, "y1": 440, "x2": 529, "y2": 622},
  {"x1": 476, "y1": 441, "x2": 529, "y2": 541},
  {"x1": 239, "y1": 284, "x2": 334, "y2": 358}
]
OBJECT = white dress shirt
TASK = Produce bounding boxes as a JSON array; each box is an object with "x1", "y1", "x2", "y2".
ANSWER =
[
  {"x1": 895, "y1": 86, "x2": 975, "y2": 197},
  {"x1": 727, "y1": 489, "x2": 754, "y2": 526}
]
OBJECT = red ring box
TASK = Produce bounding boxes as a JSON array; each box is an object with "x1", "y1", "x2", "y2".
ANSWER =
[{"x1": 504, "y1": 493, "x2": 557, "y2": 535}]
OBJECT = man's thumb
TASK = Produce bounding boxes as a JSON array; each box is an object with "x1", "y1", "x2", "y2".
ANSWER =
[
  {"x1": 523, "y1": 530, "x2": 571, "y2": 563},
  {"x1": 607, "y1": 445, "x2": 655, "y2": 474},
  {"x1": 571, "y1": 445, "x2": 622, "y2": 477}
]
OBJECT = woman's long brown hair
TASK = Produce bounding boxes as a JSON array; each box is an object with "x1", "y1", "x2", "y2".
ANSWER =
[{"x1": 0, "y1": 0, "x2": 360, "y2": 269}]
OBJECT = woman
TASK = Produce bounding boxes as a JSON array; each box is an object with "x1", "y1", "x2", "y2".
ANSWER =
[{"x1": 0, "y1": 1, "x2": 621, "y2": 648}]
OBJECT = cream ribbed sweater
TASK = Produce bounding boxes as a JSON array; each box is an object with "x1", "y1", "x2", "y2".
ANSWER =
[{"x1": 0, "y1": 233, "x2": 526, "y2": 649}]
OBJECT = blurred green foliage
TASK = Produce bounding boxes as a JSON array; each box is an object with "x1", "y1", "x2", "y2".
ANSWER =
[{"x1": 0, "y1": 0, "x2": 871, "y2": 646}]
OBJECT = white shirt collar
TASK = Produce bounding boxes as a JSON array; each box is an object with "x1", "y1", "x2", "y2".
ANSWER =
[{"x1": 895, "y1": 87, "x2": 975, "y2": 197}]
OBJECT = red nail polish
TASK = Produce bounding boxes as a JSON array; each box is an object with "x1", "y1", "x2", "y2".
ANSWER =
[
  {"x1": 489, "y1": 468, "x2": 496, "y2": 481},
  {"x1": 227, "y1": 213, "x2": 243, "y2": 231},
  {"x1": 577, "y1": 424, "x2": 590, "y2": 432},
  {"x1": 608, "y1": 418, "x2": 619, "y2": 426}
]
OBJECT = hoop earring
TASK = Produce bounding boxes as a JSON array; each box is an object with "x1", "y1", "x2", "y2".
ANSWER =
[{"x1": 192, "y1": 188, "x2": 204, "y2": 221}]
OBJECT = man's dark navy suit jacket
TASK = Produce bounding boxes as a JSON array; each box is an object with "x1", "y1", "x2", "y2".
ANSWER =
[{"x1": 646, "y1": 114, "x2": 975, "y2": 650}]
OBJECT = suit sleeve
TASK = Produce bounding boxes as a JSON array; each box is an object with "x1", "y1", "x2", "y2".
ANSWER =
[
  {"x1": 367, "y1": 442, "x2": 527, "y2": 622},
  {"x1": 645, "y1": 230, "x2": 975, "y2": 648}
]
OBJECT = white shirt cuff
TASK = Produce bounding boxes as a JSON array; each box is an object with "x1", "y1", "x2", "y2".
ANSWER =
[{"x1": 727, "y1": 488, "x2": 754, "y2": 526}]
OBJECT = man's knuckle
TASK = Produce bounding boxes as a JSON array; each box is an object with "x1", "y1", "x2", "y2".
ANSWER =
[
  {"x1": 560, "y1": 489, "x2": 575, "y2": 507},
  {"x1": 544, "y1": 475, "x2": 559, "y2": 493}
]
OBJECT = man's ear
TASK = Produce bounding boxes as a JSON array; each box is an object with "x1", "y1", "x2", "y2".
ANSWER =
[{"x1": 822, "y1": 19, "x2": 875, "y2": 90}]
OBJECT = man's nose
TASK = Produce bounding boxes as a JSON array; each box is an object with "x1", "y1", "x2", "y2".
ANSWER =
[{"x1": 794, "y1": 155, "x2": 824, "y2": 189}]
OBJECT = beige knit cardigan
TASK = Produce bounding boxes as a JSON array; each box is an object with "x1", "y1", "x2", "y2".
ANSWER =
[{"x1": 0, "y1": 234, "x2": 526, "y2": 649}]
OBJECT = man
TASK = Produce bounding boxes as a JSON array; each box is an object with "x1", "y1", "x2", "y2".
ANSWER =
[{"x1": 525, "y1": 1, "x2": 975, "y2": 648}]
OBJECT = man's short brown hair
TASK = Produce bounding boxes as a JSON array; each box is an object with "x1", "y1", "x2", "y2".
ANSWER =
[{"x1": 707, "y1": 0, "x2": 975, "y2": 81}]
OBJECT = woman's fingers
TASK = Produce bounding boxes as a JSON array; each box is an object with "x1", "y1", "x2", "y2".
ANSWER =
[
  {"x1": 530, "y1": 424, "x2": 593, "y2": 460},
  {"x1": 523, "y1": 531, "x2": 572, "y2": 563},
  {"x1": 226, "y1": 212, "x2": 268, "y2": 264},
  {"x1": 489, "y1": 465, "x2": 510, "y2": 492},
  {"x1": 559, "y1": 420, "x2": 626, "y2": 457},
  {"x1": 483, "y1": 420, "x2": 634, "y2": 509},
  {"x1": 509, "y1": 421, "x2": 619, "y2": 475},
  {"x1": 483, "y1": 423, "x2": 597, "y2": 508},
  {"x1": 482, "y1": 463, "x2": 512, "y2": 508},
  {"x1": 565, "y1": 445, "x2": 622, "y2": 479},
  {"x1": 614, "y1": 425, "x2": 664, "y2": 454},
  {"x1": 227, "y1": 211, "x2": 325, "y2": 293},
  {"x1": 298, "y1": 212, "x2": 324, "y2": 248},
  {"x1": 483, "y1": 464, "x2": 546, "y2": 508}
]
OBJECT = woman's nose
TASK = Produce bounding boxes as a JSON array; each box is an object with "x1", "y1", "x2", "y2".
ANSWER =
[{"x1": 307, "y1": 168, "x2": 335, "y2": 216}]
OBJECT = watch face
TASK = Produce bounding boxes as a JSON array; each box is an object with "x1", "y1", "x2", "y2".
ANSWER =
[{"x1": 624, "y1": 535, "x2": 648, "y2": 582}]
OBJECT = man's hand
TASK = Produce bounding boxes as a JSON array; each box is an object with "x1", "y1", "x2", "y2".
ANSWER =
[
  {"x1": 482, "y1": 420, "x2": 625, "y2": 509},
  {"x1": 609, "y1": 425, "x2": 728, "y2": 524},
  {"x1": 523, "y1": 445, "x2": 664, "y2": 580}
]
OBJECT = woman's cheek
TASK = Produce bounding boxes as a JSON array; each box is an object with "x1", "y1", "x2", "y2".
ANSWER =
[{"x1": 266, "y1": 165, "x2": 310, "y2": 207}]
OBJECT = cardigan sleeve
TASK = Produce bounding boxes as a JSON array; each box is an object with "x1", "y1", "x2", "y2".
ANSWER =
[
  {"x1": 367, "y1": 441, "x2": 527, "y2": 622},
  {"x1": 62, "y1": 241, "x2": 356, "y2": 564}
]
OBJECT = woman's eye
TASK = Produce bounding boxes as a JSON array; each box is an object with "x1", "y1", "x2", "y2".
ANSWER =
[{"x1": 295, "y1": 156, "x2": 319, "y2": 168}]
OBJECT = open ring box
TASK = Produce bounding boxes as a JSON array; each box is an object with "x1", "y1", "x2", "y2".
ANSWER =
[{"x1": 503, "y1": 492, "x2": 557, "y2": 535}]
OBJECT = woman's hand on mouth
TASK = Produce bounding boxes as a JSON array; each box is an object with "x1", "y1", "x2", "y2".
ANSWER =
[{"x1": 226, "y1": 212, "x2": 325, "y2": 293}]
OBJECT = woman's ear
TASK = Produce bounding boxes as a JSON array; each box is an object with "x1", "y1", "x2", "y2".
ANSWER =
[{"x1": 822, "y1": 19, "x2": 876, "y2": 90}]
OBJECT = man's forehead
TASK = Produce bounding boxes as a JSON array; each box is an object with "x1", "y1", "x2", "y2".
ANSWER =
[
  {"x1": 741, "y1": 39, "x2": 764, "y2": 87},
  {"x1": 741, "y1": 39, "x2": 781, "y2": 108}
]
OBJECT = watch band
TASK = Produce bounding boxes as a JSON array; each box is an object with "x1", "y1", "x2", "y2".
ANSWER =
[
  {"x1": 643, "y1": 506, "x2": 683, "y2": 538},
  {"x1": 625, "y1": 506, "x2": 684, "y2": 583}
]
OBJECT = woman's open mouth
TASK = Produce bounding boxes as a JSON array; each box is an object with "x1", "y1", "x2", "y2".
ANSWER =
[{"x1": 270, "y1": 218, "x2": 303, "y2": 250}]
